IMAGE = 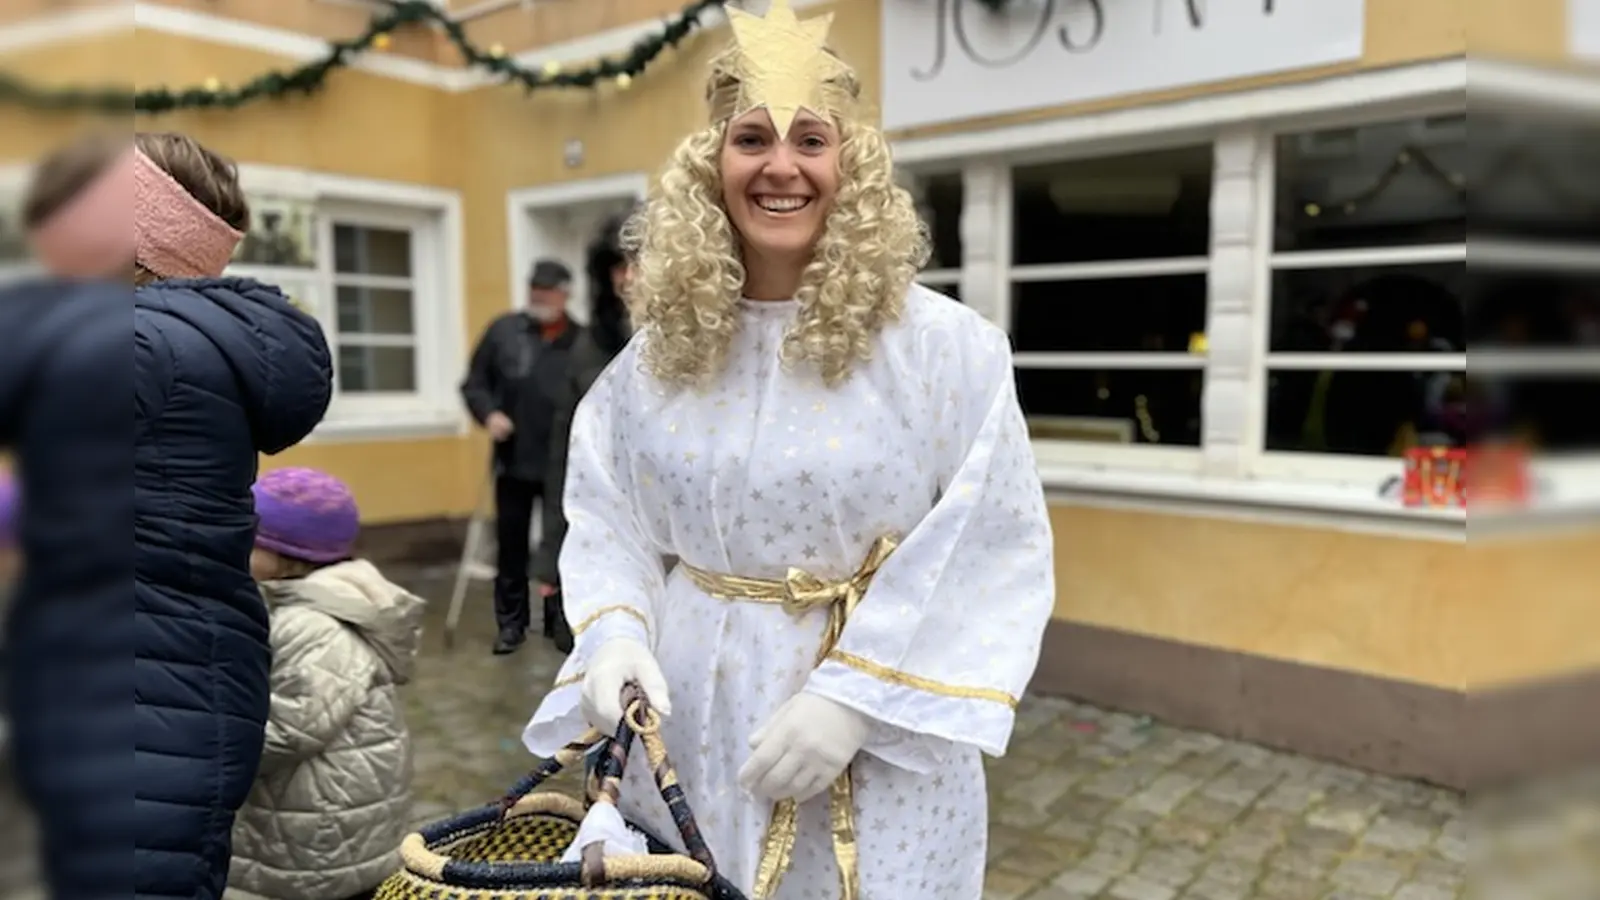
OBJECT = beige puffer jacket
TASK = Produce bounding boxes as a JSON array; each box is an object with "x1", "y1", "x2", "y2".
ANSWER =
[{"x1": 226, "y1": 560, "x2": 426, "y2": 900}]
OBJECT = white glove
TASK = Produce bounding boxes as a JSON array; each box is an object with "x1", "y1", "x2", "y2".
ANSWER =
[
  {"x1": 739, "y1": 692, "x2": 870, "y2": 803},
  {"x1": 580, "y1": 638, "x2": 672, "y2": 734}
]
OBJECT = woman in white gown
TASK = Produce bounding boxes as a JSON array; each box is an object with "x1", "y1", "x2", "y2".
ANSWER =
[{"x1": 521, "y1": 2, "x2": 1056, "y2": 897}]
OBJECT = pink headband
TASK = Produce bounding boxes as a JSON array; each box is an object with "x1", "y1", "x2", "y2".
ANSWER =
[
  {"x1": 131, "y1": 148, "x2": 244, "y2": 279},
  {"x1": 27, "y1": 147, "x2": 244, "y2": 280}
]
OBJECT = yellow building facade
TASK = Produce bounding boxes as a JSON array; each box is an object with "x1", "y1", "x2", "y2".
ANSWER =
[{"x1": 3, "y1": 0, "x2": 1593, "y2": 786}]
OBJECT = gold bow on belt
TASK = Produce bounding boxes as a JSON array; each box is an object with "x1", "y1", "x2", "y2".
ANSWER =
[{"x1": 679, "y1": 535, "x2": 899, "y2": 900}]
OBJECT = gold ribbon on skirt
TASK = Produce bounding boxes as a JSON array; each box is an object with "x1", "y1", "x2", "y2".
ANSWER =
[{"x1": 679, "y1": 534, "x2": 899, "y2": 900}]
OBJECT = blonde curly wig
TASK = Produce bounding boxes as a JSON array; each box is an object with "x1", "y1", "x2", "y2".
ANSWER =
[{"x1": 620, "y1": 47, "x2": 931, "y2": 390}]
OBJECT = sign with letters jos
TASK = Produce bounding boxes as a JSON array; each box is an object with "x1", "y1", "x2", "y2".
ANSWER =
[{"x1": 881, "y1": 0, "x2": 1366, "y2": 132}]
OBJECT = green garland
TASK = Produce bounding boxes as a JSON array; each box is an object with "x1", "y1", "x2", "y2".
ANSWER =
[{"x1": 0, "y1": 0, "x2": 725, "y2": 115}]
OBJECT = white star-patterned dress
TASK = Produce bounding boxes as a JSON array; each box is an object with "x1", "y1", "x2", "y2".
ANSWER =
[{"x1": 523, "y1": 285, "x2": 1055, "y2": 899}]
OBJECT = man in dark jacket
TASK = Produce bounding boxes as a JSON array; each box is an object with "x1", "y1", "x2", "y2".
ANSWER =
[{"x1": 461, "y1": 259, "x2": 580, "y2": 655}]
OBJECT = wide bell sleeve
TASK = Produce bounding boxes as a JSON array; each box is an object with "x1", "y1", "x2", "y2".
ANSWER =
[
  {"x1": 523, "y1": 348, "x2": 666, "y2": 757},
  {"x1": 803, "y1": 316, "x2": 1054, "y2": 759}
]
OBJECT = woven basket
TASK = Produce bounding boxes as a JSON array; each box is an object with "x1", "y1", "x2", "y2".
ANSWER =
[{"x1": 376, "y1": 686, "x2": 747, "y2": 900}]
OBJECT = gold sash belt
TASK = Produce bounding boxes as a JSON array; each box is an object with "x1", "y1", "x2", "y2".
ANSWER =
[{"x1": 678, "y1": 534, "x2": 899, "y2": 900}]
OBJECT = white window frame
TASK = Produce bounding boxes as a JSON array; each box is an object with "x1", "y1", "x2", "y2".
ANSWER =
[
  {"x1": 892, "y1": 58, "x2": 1523, "y2": 537},
  {"x1": 230, "y1": 165, "x2": 467, "y2": 443},
  {"x1": 1003, "y1": 139, "x2": 1215, "y2": 476}
]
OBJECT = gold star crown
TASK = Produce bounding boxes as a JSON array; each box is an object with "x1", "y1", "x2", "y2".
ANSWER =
[{"x1": 709, "y1": 0, "x2": 857, "y2": 139}]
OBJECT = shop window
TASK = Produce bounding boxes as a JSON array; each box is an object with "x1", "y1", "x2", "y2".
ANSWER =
[
  {"x1": 225, "y1": 173, "x2": 463, "y2": 440},
  {"x1": 1263, "y1": 117, "x2": 1467, "y2": 461},
  {"x1": 1008, "y1": 145, "x2": 1213, "y2": 448}
]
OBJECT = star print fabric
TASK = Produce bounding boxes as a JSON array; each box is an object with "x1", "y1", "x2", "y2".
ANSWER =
[{"x1": 523, "y1": 286, "x2": 1056, "y2": 898}]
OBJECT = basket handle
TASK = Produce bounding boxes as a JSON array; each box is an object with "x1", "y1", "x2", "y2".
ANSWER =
[
  {"x1": 495, "y1": 731, "x2": 608, "y2": 815},
  {"x1": 580, "y1": 683, "x2": 719, "y2": 883},
  {"x1": 495, "y1": 683, "x2": 720, "y2": 883}
]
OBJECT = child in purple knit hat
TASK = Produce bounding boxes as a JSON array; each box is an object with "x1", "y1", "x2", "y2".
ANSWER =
[
  {"x1": 238, "y1": 467, "x2": 426, "y2": 900},
  {"x1": 249, "y1": 466, "x2": 362, "y2": 580}
]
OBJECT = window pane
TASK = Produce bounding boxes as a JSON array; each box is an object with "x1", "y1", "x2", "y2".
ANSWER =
[
  {"x1": 1270, "y1": 263, "x2": 1464, "y2": 353},
  {"x1": 1474, "y1": 112, "x2": 1600, "y2": 243},
  {"x1": 1469, "y1": 271, "x2": 1600, "y2": 349},
  {"x1": 914, "y1": 172, "x2": 962, "y2": 270},
  {"x1": 236, "y1": 199, "x2": 316, "y2": 268},
  {"x1": 1275, "y1": 117, "x2": 1467, "y2": 252},
  {"x1": 1012, "y1": 275, "x2": 1206, "y2": 353},
  {"x1": 1016, "y1": 369, "x2": 1203, "y2": 446},
  {"x1": 336, "y1": 286, "x2": 415, "y2": 335},
  {"x1": 1265, "y1": 368, "x2": 1466, "y2": 456},
  {"x1": 1011, "y1": 145, "x2": 1213, "y2": 266},
  {"x1": 903, "y1": 171, "x2": 962, "y2": 270},
  {"x1": 1492, "y1": 375, "x2": 1600, "y2": 453},
  {"x1": 334, "y1": 224, "x2": 413, "y2": 277},
  {"x1": 337, "y1": 345, "x2": 416, "y2": 393}
]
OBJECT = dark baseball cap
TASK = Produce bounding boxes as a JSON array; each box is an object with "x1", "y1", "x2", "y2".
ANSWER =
[{"x1": 528, "y1": 259, "x2": 573, "y2": 289}]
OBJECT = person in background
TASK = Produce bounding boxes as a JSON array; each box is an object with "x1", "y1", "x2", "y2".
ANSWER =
[
  {"x1": 17, "y1": 131, "x2": 332, "y2": 899},
  {"x1": 228, "y1": 467, "x2": 425, "y2": 900},
  {"x1": 460, "y1": 258, "x2": 580, "y2": 655},
  {"x1": 532, "y1": 213, "x2": 637, "y2": 654},
  {"x1": 0, "y1": 278, "x2": 133, "y2": 897}
]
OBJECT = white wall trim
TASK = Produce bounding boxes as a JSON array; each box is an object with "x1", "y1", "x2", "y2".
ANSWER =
[
  {"x1": 232, "y1": 164, "x2": 469, "y2": 442},
  {"x1": 1040, "y1": 464, "x2": 1466, "y2": 542},
  {"x1": 505, "y1": 173, "x2": 650, "y2": 212},
  {"x1": 107, "y1": 0, "x2": 829, "y2": 94},
  {"x1": 132, "y1": 3, "x2": 479, "y2": 91},
  {"x1": 505, "y1": 172, "x2": 650, "y2": 313},
  {"x1": 1470, "y1": 57, "x2": 1600, "y2": 113},
  {"x1": 0, "y1": 4, "x2": 130, "y2": 55},
  {"x1": 461, "y1": 0, "x2": 830, "y2": 91},
  {"x1": 891, "y1": 57, "x2": 1466, "y2": 166},
  {"x1": 238, "y1": 163, "x2": 462, "y2": 209}
]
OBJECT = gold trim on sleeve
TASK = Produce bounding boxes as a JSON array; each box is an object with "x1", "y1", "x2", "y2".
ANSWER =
[
  {"x1": 825, "y1": 650, "x2": 1020, "y2": 710},
  {"x1": 570, "y1": 604, "x2": 651, "y2": 637}
]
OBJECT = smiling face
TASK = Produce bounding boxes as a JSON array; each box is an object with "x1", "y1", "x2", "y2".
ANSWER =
[{"x1": 720, "y1": 107, "x2": 842, "y2": 276}]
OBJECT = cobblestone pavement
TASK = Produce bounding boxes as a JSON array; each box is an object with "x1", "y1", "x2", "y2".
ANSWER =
[
  {"x1": 2, "y1": 566, "x2": 1594, "y2": 899},
  {"x1": 398, "y1": 570, "x2": 1479, "y2": 900}
]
